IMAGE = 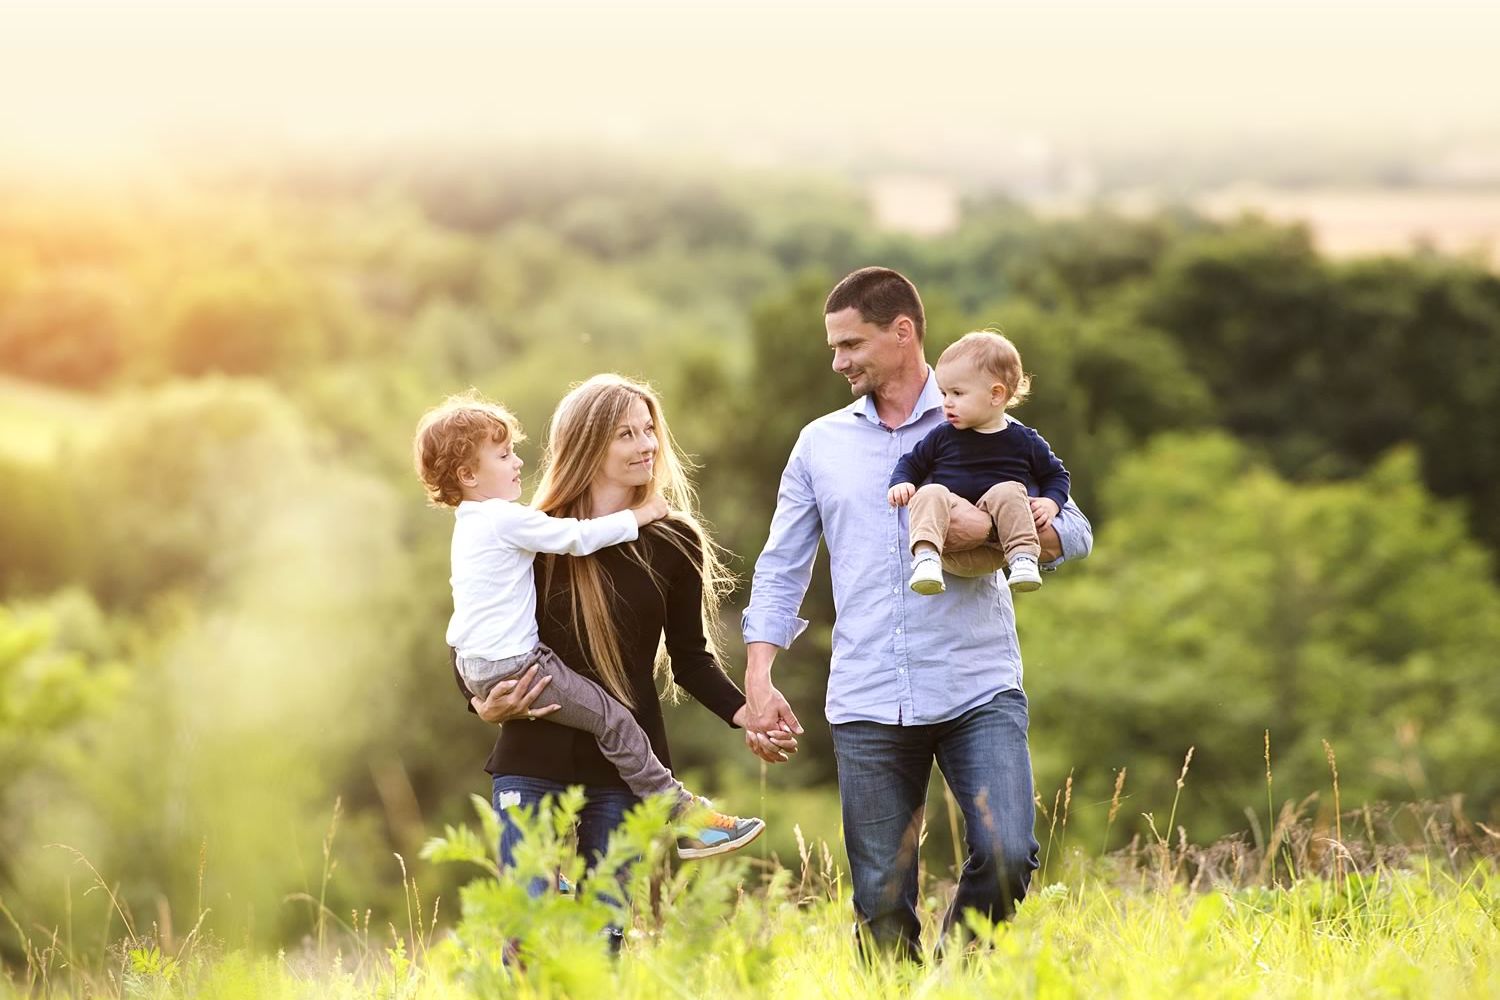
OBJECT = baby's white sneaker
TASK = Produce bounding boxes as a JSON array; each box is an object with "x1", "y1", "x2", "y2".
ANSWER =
[
  {"x1": 1007, "y1": 555, "x2": 1042, "y2": 592},
  {"x1": 908, "y1": 556, "x2": 946, "y2": 595}
]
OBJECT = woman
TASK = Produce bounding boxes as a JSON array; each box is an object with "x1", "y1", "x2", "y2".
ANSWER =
[{"x1": 460, "y1": 374, "x2": 796, "y2": 883}]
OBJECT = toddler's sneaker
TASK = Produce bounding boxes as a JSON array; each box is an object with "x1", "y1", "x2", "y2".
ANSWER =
[
  {"x1": 1007, "y1": 555, "x2": 1042, "y2": 592},
  {"x1": 676, "y1": 801, "x2": 765, "y2": 859},
  {"x1": 908, "y1": 556, "x2": 946, "y2": 595}
]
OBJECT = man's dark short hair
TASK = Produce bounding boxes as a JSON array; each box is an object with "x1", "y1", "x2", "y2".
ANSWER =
[{"x1": 824, "y1": 267, "x2": 925, "y2": 342}]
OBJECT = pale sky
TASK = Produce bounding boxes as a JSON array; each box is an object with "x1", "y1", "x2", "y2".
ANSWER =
[{"x1": 2, "y1": 1, "x2": 1497, "y2": 176}]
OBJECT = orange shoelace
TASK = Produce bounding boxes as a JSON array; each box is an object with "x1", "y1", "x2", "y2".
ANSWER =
[{"x1": 706, "y1": 811, "x2": 739, "y2": 830}]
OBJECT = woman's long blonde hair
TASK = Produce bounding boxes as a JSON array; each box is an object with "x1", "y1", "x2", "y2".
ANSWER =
[{"x1": 531, "y1": 373, "x2": 733, "y2": 708}]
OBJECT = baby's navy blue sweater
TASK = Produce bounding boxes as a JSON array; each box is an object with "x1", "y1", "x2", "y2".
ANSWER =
[{"x1": 889, "y1": 419, "x2": 1070, "y2": 509}]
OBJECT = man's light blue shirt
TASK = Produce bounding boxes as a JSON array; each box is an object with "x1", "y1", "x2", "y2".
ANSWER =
[{"x1": 742, "y1": 369, "x2": 1093, "y2": 726}]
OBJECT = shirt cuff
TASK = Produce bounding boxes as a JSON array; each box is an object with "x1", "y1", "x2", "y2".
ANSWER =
[
  {"x1": 741, "y1": 610, "x2": 810, "y2": 649},
  {"x1": 1043, "y1": 507, "x2": 1091, "y2": 571}
]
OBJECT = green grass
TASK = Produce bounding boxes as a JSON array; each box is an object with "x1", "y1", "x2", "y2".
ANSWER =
[
  {"x1": 5, "y1": 792, "x2": 1498, "y2": 999},
  {"x1": 6, "y1": 864, "x2": 1496, "y2": 998}
]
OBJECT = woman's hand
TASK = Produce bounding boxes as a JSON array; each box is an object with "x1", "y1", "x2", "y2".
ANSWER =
[
  {"x1": 733, "y1": 705, "x2": 800, "y2": 763},
  {"x1": 747, "y1": 728, "x2": 799, "y2": 763},
  {"x1": 471, "y1": 663, "x2": 562, "y2": 724}
]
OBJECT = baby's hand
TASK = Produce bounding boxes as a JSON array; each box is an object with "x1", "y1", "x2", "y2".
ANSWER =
[
  {"x1": 1030, "y1": 496, "x2": 1059, "y2": 530},
  {"x1": 888, "y1": 483, "x2": 916, "y2": 507},
  {"x1": 633, "y1": 494, "x2": 670, "y2": 526}
]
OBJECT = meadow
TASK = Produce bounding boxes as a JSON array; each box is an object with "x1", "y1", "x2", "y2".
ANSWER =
[
  {"x1": 4, "y1": 154, "x2": 1500, "y2": 997},
  {"x1": 5, "y1": 749, "x2": 1499, "y2": 999},
  {"x1": 4, "y1": 803, "x2": 1498, "y2": 998}
]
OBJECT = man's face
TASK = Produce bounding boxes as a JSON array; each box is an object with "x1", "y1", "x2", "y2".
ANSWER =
[{"x1": 826, "y1": 307, "x2": 909, "y2": 398}]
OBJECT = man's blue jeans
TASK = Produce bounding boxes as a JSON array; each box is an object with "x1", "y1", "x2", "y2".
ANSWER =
[
  {"x1": 829, "y1": 689, "x2": 1040, "y2": 958},
  {"x1": 492, "y1": 774, "x2": 639, "y2": 948}
]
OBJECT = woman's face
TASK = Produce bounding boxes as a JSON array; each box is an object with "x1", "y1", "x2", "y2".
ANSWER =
[{"x1": 593, "y1": 396, "x2": 658, "y2": 495}]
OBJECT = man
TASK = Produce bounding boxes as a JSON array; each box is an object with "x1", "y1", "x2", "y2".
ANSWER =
[{"x1": 741, "y1": 267, "x2": 1092, "y2": 959}]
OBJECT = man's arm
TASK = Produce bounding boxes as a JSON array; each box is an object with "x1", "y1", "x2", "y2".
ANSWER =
[
  {"x1": 741, "y1": 432, "x2": 822, "y2": 735},
  {"x1": 946, "y1": 495, "x2": 1089, "y2": 566},
  {"x1": 1043, "y1": 498, "x2": 1093, "y2": 570},
  {"x1": 745, "y1": 640, "x2": 800, "y2": 738}
]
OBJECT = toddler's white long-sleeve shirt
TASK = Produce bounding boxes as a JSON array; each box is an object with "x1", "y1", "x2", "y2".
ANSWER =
[{"x1": 446, "y1": 499, "x2": 638, "y2": 660}]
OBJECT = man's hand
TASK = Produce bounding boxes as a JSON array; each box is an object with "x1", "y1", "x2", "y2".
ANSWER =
[
  {"x1": 733, "y1": 705, "x2": 800, "y2": 763},
  {"x1": 888, "y1": 483, "x2": 916, "y2": 507},
  {"x1": 745, "y1": 641, "x2": 803, "y2": 735},
  {"x1": 472, "y1": 663, "x2": 562, "y2": 724},
  {"x1": 746, "y1": 678, "x2": 802, "y2": 735},
  {"x1": 1030, "y1": 496, "x2": 1059, "y2": 531},
  {"x1": 944, "y1": 501, "x2": 993, "y2": 553},
  {"x1": 632, "y1": 494, "x2": 670, "y2": 527}
]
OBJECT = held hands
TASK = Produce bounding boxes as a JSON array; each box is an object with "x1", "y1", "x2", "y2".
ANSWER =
[
  {"x1": 746, "y1": 675, "x2": 802, "y2": 736},
  {"x1": 743, "y1": 644, "x2": 803, "y2": 764},
  {"x1": 888, "y1": 483, "x2": 916, "y2": 507},
  {"x1": 1030, "y1": 496, "x2": 1060, "y2": 530},
  {"x1": 632, "y1": 494, "x2": 670, "y2": 527},
  {"x1": 732, "y1": 704, "x2": 800, "y2": 763}
]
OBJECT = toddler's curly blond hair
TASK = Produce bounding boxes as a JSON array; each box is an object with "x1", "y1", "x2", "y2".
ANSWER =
[{"x1": 413, "y1": 390, "x2": 524, "y2": 507}]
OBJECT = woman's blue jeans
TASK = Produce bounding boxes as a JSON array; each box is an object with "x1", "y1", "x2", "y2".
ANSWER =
[{"x1": 492, "y1": 774, "x2": 640, "y2": 946}]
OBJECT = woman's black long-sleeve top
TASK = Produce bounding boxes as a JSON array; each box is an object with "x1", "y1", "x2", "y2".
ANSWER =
[{"x1": 455, "y1": 518, "x2": 746, "y2": 786}]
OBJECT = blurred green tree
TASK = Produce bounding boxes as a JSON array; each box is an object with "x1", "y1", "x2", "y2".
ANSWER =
[
  {"x1": 0, "y1": 597, "x2": 125, "y2": 905},
  {"x1": 161, "y1": 269, "x2": 325, "y2": 378},
  {"x1": 1136, "y1": 223, "x2": 1500, "y2": 553},
  {"x1": 0, "y1": 453, "x2": 84, "y2": 597},
  {"x1": 1025, "y1": 433, "x2": 1500, "y2": 843},
  {"x1": 0, "y1": 602, "x2": 121, "y2": 800},
  {"x1": 77, "y1": 379, "x2": 313, "y2": 607}
]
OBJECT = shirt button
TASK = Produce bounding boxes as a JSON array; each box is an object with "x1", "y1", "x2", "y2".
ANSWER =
[
  {"x1": 895, "y1": 628, "x2": 903, "y2": 635},
  {"x1": 888, "y1": 546, "x2": 896, "y2": 553},
  {"x1": 897, "y1": 668, "x2": 906, "y2": 675},
  {"x1": 892, "y1": 586, "x2": 900, "y2": 594}
]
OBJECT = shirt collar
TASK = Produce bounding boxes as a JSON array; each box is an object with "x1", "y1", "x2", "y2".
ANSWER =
[{"x1": 851, "y1": 367, "x2": 945, "y2": 429}]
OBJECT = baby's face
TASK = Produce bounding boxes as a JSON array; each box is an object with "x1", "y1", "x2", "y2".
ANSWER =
[{"x1": 935, "y1": 359, "x2": 1006, "y2": 430}]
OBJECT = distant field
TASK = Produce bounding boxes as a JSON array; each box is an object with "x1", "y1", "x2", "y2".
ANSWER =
[
  {"x1": 1197, "y1": 185, "x2": 1500, "y2": 269},
  {"x1": 0, "y1": 375, "x2": 96, "y2": 462},
  {"x1": 879, "y1": 179, "x2": 1500, "y2": 270}
]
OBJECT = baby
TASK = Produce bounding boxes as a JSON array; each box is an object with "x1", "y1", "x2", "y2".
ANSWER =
[
  {"x1": 887, "y1": 331, "x2": 1071, "y2": 595},
  {"x1": 414, "y1": 390, "x2": 764, "y2": 859}
]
